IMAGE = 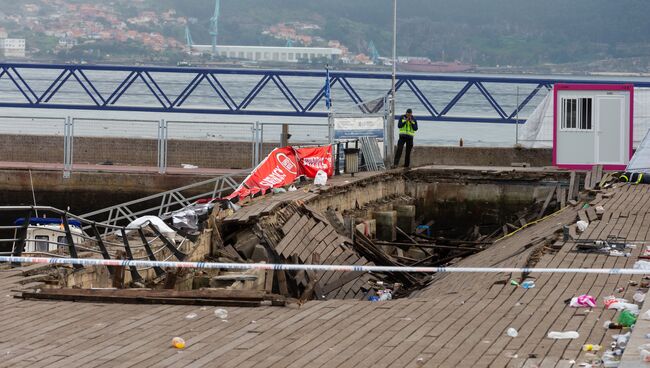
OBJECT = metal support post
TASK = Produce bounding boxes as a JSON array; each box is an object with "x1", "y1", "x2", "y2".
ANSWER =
[
  {"x1": 387, "y1": 0, "x2": 397, "y2": 168},
  {"x1": 91, "y1": 223, "x2": 114, "y2": 276},
  {"x1": 148, "y1": 223, "x2": 187, "y2": 260},
  {"x1": 157, "y1": 119, "x2": 168, "y2": 174},
  {"x1": 515, "y1": 86, "x2": 520, "y2": 146},
  {"x1": 62, "y1": 214, "x2": 83, "y2": 269},
  {"x1": 119, "y1": 228, "x2": 144, "y2": 282},
  {"x1": 63, "y1": 116, "x2": 73, "y2": 179},
  {"x1": 138, "y1": 228, "x2": 166, "y2": 277},
  {"x1": 281, "y1": 123, "x2": 289, "y2": 147},
  {"x1": 251, "y1": 121, "x2": 262, "y2": 167}
]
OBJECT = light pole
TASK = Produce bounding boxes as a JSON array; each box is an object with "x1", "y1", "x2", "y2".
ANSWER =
[{"x1": 387, "y1": 0, "x2": 397, "y2": 167}]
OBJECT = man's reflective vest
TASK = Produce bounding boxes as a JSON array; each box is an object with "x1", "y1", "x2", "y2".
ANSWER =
[{"x1": 399, "y1": 117, "x2": 416, "y2": 136}]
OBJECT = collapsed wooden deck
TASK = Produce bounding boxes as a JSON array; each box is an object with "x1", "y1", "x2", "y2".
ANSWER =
[{"x1": 0, "y1": 168, "x2": 647, "y2": 367}]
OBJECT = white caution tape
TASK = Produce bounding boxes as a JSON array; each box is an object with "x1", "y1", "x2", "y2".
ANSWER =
[{"x1": 0, "y1": 256, "x2": 649, "y2": 275}]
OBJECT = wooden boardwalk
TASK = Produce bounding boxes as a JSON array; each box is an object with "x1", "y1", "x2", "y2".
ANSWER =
[{"x1": 0, "y1": 176, "x2": 647, "y2": 367}]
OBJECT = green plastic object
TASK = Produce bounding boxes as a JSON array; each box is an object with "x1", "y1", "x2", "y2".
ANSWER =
[
  {"x1": 510, "y1": 280, "x2": 519, "y2": 286},
  {"x1": 618, "y1": 310, "x2": 637, "y2": 327}
]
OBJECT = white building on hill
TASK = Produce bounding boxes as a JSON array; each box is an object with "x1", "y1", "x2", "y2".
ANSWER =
[
  {"x1": 0, "y1": 38, "x2": 26, "y2": 58},
  {"x1": 191, "y1": 44, "x2": 341, "y2": 63}
]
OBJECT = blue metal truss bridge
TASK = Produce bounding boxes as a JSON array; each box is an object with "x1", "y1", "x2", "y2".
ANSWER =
[{"x1": 0, "y1": 63, "x2": 649, "y2": 123}]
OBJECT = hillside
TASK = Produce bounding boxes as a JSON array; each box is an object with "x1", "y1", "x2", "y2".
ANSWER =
[{"x1": 166, "y1": 0, "x2": 650, "y2": 67}]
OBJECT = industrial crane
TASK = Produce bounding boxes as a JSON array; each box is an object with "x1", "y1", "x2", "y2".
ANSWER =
[
  {"x1": 210, "y1": 0, "x2": 220, "y2": 57},
  {"x1": 368, "y1": 41, "x2": 380, "y2": 64},
  {"x1": 185, "y1": 25, "x2": 194, "y2": 49}
]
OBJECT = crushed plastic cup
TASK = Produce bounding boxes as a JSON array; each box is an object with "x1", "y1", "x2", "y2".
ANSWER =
[
  {"x1": 506, "y1": 328, "x2": 518, "y2": 337},
  {"x1": 172, "y1": 337, "x2": 186, "y2": 349},
  {"x1": 185, "y1": 312, "x2": 198, "y2": 320},
  {"x1": 634, "y1": 291, "x2": 646, "y2": 303},
  {"x1": 547, "y1": 331, "x2": 579, "y2": 339},
  {"x1": 214, "y1": 308, "x2": 228, "y2": 320},
  {"x1": 510, "y1": 280, "x2": 519, "y2": 286}
]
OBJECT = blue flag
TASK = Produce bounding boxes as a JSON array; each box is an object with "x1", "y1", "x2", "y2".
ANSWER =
[{"x1": 325, "y1": 67, "x2": 331, "y2": 110}]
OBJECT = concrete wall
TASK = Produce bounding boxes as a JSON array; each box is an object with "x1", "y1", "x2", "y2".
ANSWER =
[
  {"x1": 0, "y1": 134, "x2": 552, "y2": 170},
  {"x1": 409, "y1": 146, "x2": 552, "y2": 167}
]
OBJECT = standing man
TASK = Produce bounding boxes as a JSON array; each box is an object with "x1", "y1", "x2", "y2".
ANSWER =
[{"x1": 393, "y1": 108, "x2": 418, "y2": 168}]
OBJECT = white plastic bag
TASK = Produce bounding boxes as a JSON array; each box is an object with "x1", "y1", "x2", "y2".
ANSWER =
[
  {"x1": 641, "y1": 310, "x2": 650, "y2": 321},
  {"x1": 576, "y1": 220, "x2": 589, "y2": 232},
  {"x1": 314, "y1": 170, "x2": 328, "y2": 186}
]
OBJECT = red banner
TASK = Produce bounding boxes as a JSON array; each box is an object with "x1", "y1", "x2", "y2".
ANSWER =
[
  {"x1": 227, "y1": 145, "x2": 332, "y2": 201},
  {"x1": 296, "y1": 145, "x2": 333, "y2": 178}
]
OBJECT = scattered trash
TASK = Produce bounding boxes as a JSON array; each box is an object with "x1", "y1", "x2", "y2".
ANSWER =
[
  {"x1": 617, "y1": 310, "x2": 637, "y2": 327},
  {"x1": 645, "y1": 333, "x2": 650, "y2": 339},
  {"x1": 547, "y1": 331, "x2": 579, "y2": 339},
  {"x1": 506, "y1": 328, "x2": 518, "y2": 337},
  {"x1": 521, "y1": 281, "x2": 535, "y2": 289},
  {"x1": 504, "y1": 352, "x2": 518, "y2": 359},
  {"x1": 613, "y1": 332, "x2": 630, "y2": 348},
  {"x1": 595, "y1": 205, "x2": 605, "y2": 215},
  {"x1": 642, "y1": 310, "x2": 650, "y2": 321},
  {"x1": 181, "y1": 164, "x2": 199, "y2": 169},
  {"x1": 634, "y1": 260, "x2": 650, "y2": 270},
  {"x1": 368, "y1": 296, "x2": 380, "y2": 302},
  {"x1": 577, "y1": 220, "x2": 589, "y2": 232},
  {"x1": 609, "y1": 250, "x2": 629, "y2": 257},
  {"x1": 604, "y1": 296, "x2": 628, "y2": 308},
  {"x1": 569, "y1": 295, "x2": 597, "y2": 308},
  {"x1": 608, "y1": 301, "x2": 639, "y2": 314},
  {"x1": 172, "y1": 337, "x2": 186, "y2": 349},
  {"x1": 378, "y1": 289, "x2": 393, "y2": 301},
  {"x1": 122, "y1": 215, "x2": 176, "y2": 241},
  {"x1": 629, "y1": 280, "x2": 639, "y2": 286},
  {"x1": 582, "y1": 344, "x2": 601, "y2": 352},
  {"x1": 604, "y1": 320, "x2": 624, "y2": 329},
  {"x1": 314, "y1": 170, "x2": 328, "y2": 186},
  {"x1": 639, "y1": 344, "x2": 650, "y2": 363},
  {"x1": 185, "y1": 312, "x2": 198, "y2": 320},
  {"x1": 634, "y1": 291, "x2": 646, "y2": 303},
  {"x1": 214, "y1": 308, "x2": 228, "y2": 320},
  {"x1": 616, "y1": 287, "x2": 625, "y2": 293},
  {"x1": 510, "y1": 280, "x2": 520, "y2": 286},
  {"x1": 288, "y1": 185, "x2": 297, "y2": 192},
  {"x1": 271, "y1": 187, "x2": 287, "y2": 194},
  {"x1": 602, "y1": 350, "x2": 620, "y2": 367}
]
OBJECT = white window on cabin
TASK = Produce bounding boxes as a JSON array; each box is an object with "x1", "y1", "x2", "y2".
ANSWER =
[
  {"x1": 561, "y1": 97, "x2": 593, "y2": 131},
  {"x1": 34, "y1": 235, "x2": 49, "y2": 252}
]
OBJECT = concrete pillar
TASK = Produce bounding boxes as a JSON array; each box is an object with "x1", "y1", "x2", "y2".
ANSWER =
[
  {"x1": 396, "y1": 205, "x2": 416, "y2": 234},
  {"x1": 373, "y1": 211, "x2": 397, "y2": 241}
]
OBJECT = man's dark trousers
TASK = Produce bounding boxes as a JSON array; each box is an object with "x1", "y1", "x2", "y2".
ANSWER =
[{"x1": 394, "y1": 134, "x2": 414, "y2": 167}]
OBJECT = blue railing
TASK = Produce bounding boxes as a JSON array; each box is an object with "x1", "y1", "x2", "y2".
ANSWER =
[{"x1": 1, "y1": 63, "x2": 649, "y2": 123}]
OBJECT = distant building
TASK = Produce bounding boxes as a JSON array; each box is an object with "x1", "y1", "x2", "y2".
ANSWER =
[
  {"x1": 191, "y1": 44, "x2": 342, "y2": 62},
  {"x1": 0, "y1": 39, "x2": 26, "y2": 58}
]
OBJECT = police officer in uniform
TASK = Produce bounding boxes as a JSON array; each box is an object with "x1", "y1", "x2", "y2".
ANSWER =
[{"x1": 393, "y1": 108, "x2": 418, "y2": 168}]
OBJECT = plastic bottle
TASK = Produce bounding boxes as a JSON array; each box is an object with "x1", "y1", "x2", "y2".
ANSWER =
[
  {"x1": 601, "y1": 351, "x2": 619, "y2": 367},
  {"x1": 214, "y1": 308, "x2": 228, "y2": 319},
  {"x1": 547, "y1": 331, "x2": 579, "y2": 339},
  {"x1": 614, "y1": 332, "x2": 631, "y2": 348},
  {"x1": 521, "y1": 281, "x2": 535, "y2": 289},
  {"x1": 582, "y1": 344, "x2": 601, "y2": 352},
  {"x1": 506, "y1": 328, "x2": 518, "y2": 337}
]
